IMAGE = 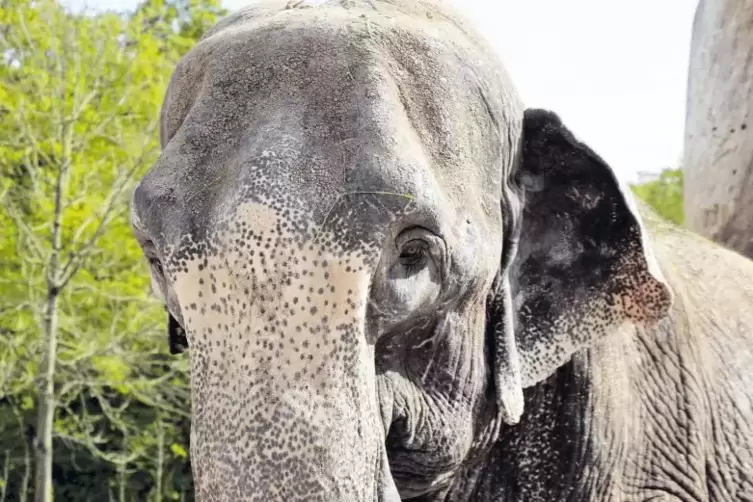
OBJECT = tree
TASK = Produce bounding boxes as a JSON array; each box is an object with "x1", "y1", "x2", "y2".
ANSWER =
[
  {"x1": 631, "y1": 168, "x2": 684, "y2": 226},
  {"x1": 683, "y1": 0, "x2": 753, "y2": 258},
  {"x1": 0, "y1": 0, "x2": 224, "y2": 499},
  {"x1": 1, "y1": 3, "x2": 165, "y2": 499}
]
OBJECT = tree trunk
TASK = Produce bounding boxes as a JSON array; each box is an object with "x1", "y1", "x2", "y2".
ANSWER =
[
  {"x1": 21, "y1": 432, "x2": 30, "y2": 502},
  {"x1": 683, "y1": 0, "x2": 753, "y2": 258},
  {"x1": 33, "y1": 133, "x2": 69, "y2": 502},
  {"x1": 33, "y1": 291, "x2": 58, "y2": 502},
  {"x1": 154, "y1": 424, "x2": 164, "y2": 502}
]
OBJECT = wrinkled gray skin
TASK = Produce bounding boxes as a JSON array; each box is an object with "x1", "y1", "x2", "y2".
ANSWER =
[{"x1": 130, "y1": 1, "x2": 753, "y2": 500}]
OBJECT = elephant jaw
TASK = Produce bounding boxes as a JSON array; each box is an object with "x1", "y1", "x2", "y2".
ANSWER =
[{"x1": 164, "y1": 205, "x2": 396, "y2": 502}]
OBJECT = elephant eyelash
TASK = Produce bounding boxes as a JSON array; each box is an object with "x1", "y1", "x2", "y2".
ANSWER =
[{"x1": 399, "y1": 241, "x2": 429, "y2": 272}]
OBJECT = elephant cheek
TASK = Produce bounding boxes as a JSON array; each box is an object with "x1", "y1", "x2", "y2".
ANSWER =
[{"x1": 169, "y1": 244, "x2": 388, "y2": 502}]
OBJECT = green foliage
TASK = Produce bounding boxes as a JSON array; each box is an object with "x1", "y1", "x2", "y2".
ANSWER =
[
  {"x1": 630, "y1": 168, "x2": 685, "y2": 226},
  {"x1": 0, "y1": 0, "x2": 225, "y2": 500}
]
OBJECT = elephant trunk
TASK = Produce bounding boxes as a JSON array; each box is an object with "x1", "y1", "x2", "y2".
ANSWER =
[{"x1": 170, "y1": 222, "x2": 397, "y2": 502}]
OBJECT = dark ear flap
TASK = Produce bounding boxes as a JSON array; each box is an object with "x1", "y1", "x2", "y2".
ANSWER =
[
  {"x1": 168, "y1": 309, "x2": 188, "y2": 355},
  {"x1": 490, "y1": 108, "x2": 673, "y2": 424}
]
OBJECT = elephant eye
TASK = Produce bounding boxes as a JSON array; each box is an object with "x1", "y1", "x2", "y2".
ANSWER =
[
  {"x1": 144, "y1": 253, "x2": 168, "y2": 304},
  {"x1": 383, "y1": 228, "x2": 444, "y2": 312},
  {"x1": 144, "y1": 247, "x2": 165, "y2": 281},
  {"x1": 141, "y1": 240, "x2": 165, "y2": 279},
  {"x1": 149, "y1": 257, "x2": 164, "y2": 277},
  {"x1": 399, "y1": 240, "x2": 428, "y2": 271}
]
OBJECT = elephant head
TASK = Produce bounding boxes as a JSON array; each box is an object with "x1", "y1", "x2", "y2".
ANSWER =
[{"x1": 130, "y1": 1, "x2": 672, "y2": 500}]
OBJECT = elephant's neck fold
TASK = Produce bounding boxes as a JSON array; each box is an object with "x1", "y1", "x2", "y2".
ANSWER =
[{"x1": 455, "y1": 334, "x2": 637, "y2": 502}]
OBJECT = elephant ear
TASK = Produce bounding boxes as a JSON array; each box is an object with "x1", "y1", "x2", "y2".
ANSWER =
[{"x1": 489, "y1": 108, "x2": 673, "y2": 424}]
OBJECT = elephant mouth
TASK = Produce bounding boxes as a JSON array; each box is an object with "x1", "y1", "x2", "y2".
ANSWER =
[{"x1": 385, "y1": 448, "x2": 463, "y2": 499}]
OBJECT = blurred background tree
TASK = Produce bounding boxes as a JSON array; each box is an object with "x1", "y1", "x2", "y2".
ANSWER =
[
  {"x1": 0, "y1": 0, "x2": 224, "y2": 500},
  {"x1": 631, "y1": 168, "x2": 685, "y2": 226}
]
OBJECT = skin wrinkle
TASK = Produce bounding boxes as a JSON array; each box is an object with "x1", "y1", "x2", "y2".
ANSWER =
[{"x1": 130, "y1": 1, "x2": 753, "y2": 501}]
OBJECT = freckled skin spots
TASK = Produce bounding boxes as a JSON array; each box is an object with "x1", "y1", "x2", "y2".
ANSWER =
[
  {"x1": 131, "y1": 1, "x2": 753, "y2": 501},
  {"x1": 162, "y1": 199, "x2": 390, "y2": 501}
]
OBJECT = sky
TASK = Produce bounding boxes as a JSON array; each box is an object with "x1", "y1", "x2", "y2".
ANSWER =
[{"x1": 63, "y1": 0, "x2": 699, "y2": 183}]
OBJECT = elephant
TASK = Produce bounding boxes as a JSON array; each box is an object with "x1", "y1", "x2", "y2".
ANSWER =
[
  {"x1": 129, "y1": 0, "x2": 753, "y2": 500},
  {"x1": 684, "y1": 0, "x2": 753, "y2": 259}
]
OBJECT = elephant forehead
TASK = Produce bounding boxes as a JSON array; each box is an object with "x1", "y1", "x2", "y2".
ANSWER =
[{"x1": 134, "y1": 0, "x2": 521, "y2": 246}]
